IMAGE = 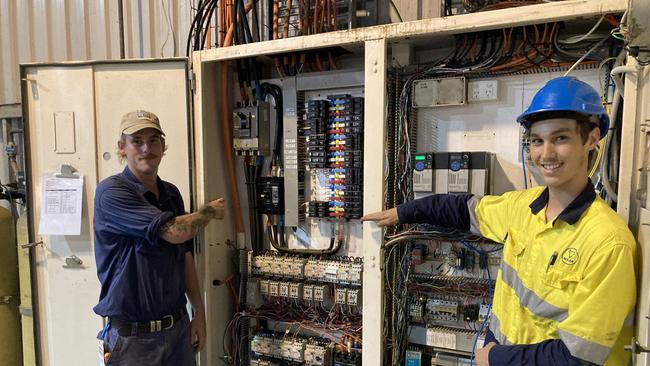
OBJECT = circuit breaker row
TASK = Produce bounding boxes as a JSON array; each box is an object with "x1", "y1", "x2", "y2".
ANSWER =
[
  {"x1": 327, "y1": 95, "x2": 364, "y2": 219},
  {"x1": 251, "y1": 333, "x2": 332, "y2": 365},
  {"x1": 409, "y1": 298, "x2": 490, "y2": 324},
  {"x1": 252, "y1": 254, "x2": 363, "y2": 285},
  {"x1": 306, "y1": 95, "x2": 364, "y2": 219},
  {"x1": 306, "y1": 100, "x2": 330, "y2": 168}
]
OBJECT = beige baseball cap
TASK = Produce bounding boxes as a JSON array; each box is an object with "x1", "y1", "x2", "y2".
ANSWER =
[{"x1": 120, "y1": 110, "x2": 165, "y2": 136}]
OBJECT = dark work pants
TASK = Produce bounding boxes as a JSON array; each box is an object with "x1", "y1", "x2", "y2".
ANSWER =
[{"x1": 98, "y1": 315, "x2": 195, "y2": 366}]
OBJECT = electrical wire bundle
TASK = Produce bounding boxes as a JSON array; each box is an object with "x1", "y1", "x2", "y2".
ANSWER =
[
  {"x1": 444, "y1": 0, "x2": 542, "y2": 17},
  {"x1": 186, "y1": 0, "x2": 347, "y2": 78},
  {"x1": 272, "y1": 0, "x2": 341, "y2": 76},
  {"x1": 0, "y1": 180, "x2": 24, "y2": 220},
  {"x1": 224, "y1": 311, "x2": 360, "y2": 365},
  {"x1": 384, "y1": 240, "x2": 413, "y2": 365},
  {"x1": 244, "y1": 155, "x2": 264, "y2": 253},
  {"x1": 186, "y1": 0, "x2": 219, "y2": 55},
  {"x1": 382, "y1": 227, "x2": 502, "y2": 364},
  {"x1": 255, "y1": 299, "x2": 362, "y2": 333}
]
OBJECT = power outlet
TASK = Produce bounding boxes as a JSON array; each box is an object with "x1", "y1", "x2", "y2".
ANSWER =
[{"x1": 468, "y1": 80, "x2": 498, "y2": 102}]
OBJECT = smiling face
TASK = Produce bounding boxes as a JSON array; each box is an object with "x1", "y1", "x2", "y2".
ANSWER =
[
  {"x1": 118, "y1": 128, "x2": 165, "y2": 178},
  {"x1": 528, "y1": 118, "x2": 599, "y2": 193}
]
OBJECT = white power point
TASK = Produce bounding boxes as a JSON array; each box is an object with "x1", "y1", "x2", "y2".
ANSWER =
[{"x1": 468, "y1": 80, "x2": 498, "y2": 102}]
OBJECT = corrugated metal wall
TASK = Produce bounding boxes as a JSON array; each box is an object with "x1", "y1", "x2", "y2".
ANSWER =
[{"x1": 0, "y1": 0, "x2": 195, "y2": 108}]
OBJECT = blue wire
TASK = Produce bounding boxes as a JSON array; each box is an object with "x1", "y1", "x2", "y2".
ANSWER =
[
  {"x1": 459, "y1": 239, "x2": 503, "y2": 254},
  {"x1": 467, "y1": 242, "x2": 495, "y2": 365},
  {"x1": 470, "y1": 305, "x2": 491, "y2": 365},
  {"x1": 521, "y1": 143, "x2": 528, "y2": 189}
]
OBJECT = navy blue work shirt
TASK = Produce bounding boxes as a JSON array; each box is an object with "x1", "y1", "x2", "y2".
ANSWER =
[{"x1": 93, "y1": 166, "x2": 193, "y2": 322}]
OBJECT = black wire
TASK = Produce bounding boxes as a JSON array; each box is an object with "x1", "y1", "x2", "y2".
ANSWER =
[
  {"x1": 501, "y1": 28, "x2": 519, "y2": 62},
  {"x1": 238, "y1": 0, "x2": 253, "y2": 44},
  {"x1": 261, "y1": 83, "x2": 284, "y2": 167},
  {"x1": 0, "y1": 185, "x2": 18, "y2": 220},
  {"x1": 200, "y1": 0, "x2": 218, "y2": 51},
  {"x1": 235, "y1": 1, "x2": 258, "y2": 96},
  {"x1": 250, "y1": 0, "x2": 260, "y2": 43},
  {"x1": 481, "y1": 30, "x2": 505, "y2": 69},
  {"x1": 235, "y1": 1, "x2": 253, "y2": 94},
  {"x1": 244, "y1": 161, "x2": 257, "y2": 253},
  {"x1": 232, "y1": 0, "x2": 239, "y2": 45},
  {"x1": 465, "y1": 33, "x2": 485, "y2": 66},
  {"x1": 186, "y1": 0, "x2": 210, "y2": 56},
  {"x1": 267, "y1": 0, "x2": 274, "y2": 41},
  {"x1": 448, "y1": 35, "x2": 467, "y2": 65},
  {"x1": 194, "y1": 0, "x2": 211, "y2": 51},
  {"x1": 253, "y1": 159, "x2": 263, "y2": 251},
  {"x1": 454, "y1": 34, "x2": 474, "y2": 66},
  {"x1": 231, "y1": 0, "x2": 247, "y2": 96}
]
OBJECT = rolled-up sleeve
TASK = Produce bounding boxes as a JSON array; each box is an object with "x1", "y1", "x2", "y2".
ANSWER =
[
  {"x1": 171, "y1": 188, "x2": 195, "y2": 254},
  {"x1": 96, "y1": 185, "x2": 174, "y2": 247}
]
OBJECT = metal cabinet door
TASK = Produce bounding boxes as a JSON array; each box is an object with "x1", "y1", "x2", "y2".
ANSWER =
[{"x1": 21, "y1": 58, "x2": 191, "y2": 366}]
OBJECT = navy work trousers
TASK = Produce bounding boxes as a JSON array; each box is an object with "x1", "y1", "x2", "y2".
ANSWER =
[{"x1": 98, "y1": 315, "x2": 195, "y2": 366}]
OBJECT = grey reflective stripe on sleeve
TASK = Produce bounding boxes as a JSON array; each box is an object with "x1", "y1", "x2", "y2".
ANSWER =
[
  {"x1": 467, "y1": 196, "x2": 482, "y2": 236},
  {"x1": 489, "y1": 314, "x2": 511, "y2": 345},
  {"x1": 558, "y1": 329, "x2": 611, "y2": 365},
  {"x1": 500, "y1": 261, "x2": 568, "y2": 322},
  {"x1": 624, "y1": 309, "x2": 635, "y2": 328}
]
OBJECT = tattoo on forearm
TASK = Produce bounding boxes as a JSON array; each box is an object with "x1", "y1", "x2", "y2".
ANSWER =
[
  {"x1": 198, "y1": 204, "x2": 217, "y2": 219},
  {"x1": 160, "y1": 208, "x2": 214, "y2": 241},
  {"x1": 160, "y1": 217, "x2": 177, "y2": 236}
]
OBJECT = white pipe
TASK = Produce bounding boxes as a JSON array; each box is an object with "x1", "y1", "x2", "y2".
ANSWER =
[
  {"x1": 601, "y1": 91, "x2": 621, "y2": 202},
  {"x1": 611, "y1": 65, "x2": 641, "y2": 98}
]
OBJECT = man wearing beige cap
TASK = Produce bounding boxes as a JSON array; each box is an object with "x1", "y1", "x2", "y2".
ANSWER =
[{"x1": 93, "y1": 110, "x2": 224, "y2": 365}]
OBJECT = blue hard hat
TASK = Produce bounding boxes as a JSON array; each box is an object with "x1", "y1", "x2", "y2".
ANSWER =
[{"x1": 517, "y1": 76, "x2": 609, "y2": 139}]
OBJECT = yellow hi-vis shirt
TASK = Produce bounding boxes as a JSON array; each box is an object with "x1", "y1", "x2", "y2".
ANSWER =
[{"x1": 473, "y1": 184, "x2": 636, "y2": 365}]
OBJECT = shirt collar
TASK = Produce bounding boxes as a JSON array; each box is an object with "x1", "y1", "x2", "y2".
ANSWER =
[
  {"x1": 529, "y1": 179, "x2": 596, "y2": 225},
  {"x1": 121, "y1": 166, "x2": 170, "y2": 202}
]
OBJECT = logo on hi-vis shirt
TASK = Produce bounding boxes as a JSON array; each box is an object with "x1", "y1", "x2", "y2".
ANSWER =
[{"x1": 561, "y1": 248, "x2": 579, "y2": 265}]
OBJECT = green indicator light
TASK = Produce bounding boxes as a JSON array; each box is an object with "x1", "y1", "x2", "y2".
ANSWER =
[{"x1": 415, "y1": 155, "x2": 426, "y2": 161}]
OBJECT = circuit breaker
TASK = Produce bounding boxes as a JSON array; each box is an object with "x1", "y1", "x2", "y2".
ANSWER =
[
  {"x1": 233, "y1": 101, "x2": 271, "y2": 155},
  {"x1": 257, "y1": 177, "x2": 284, "y2": 214}
]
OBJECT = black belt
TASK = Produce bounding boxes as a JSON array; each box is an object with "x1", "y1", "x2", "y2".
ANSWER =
[{"x1": 109, "y1": 308, "x2": 187, "y2": 336}]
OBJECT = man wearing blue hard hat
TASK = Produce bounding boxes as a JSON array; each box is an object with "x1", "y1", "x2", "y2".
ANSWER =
[{"x1": 364, "y1": 76, "x2": 636, "y2": 365}]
